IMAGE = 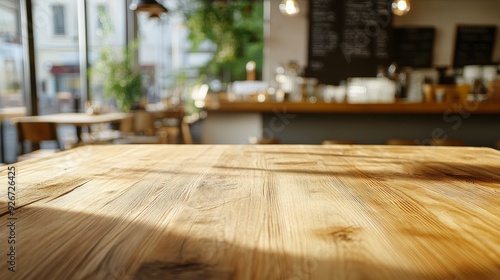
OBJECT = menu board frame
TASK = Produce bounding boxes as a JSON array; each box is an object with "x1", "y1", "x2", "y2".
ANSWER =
[
  {"x1": 452, "y1": 24, "x2": 497, "y2": 68},
  {"x1": 392, "y1": 26, "x2": 435, "y2": 68},
  {"x1": 307, "y1": 0, "x2": 393, "y2": 85}
]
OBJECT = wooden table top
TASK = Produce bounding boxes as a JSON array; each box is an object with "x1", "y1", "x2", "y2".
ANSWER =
[
  {"x1": 0, "y1": 107, "x2": 26, "y2": 120},
  {"x1": 1, "y1": 145, "x2": 499, "y2": 279},
  {"x1": 10, "y1": 112, "x2": 129, "y2": 126}
]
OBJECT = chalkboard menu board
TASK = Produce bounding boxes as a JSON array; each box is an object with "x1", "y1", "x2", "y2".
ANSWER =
[
  {"x1": 393, "y1": 27, "x2": 435, "y2": 68},
  {"x1": 307, "y1": 0, "x2": 393, "y2": 85},
  {"x1": 453, "y1": 25, "x2": 497, "y2": 68}
]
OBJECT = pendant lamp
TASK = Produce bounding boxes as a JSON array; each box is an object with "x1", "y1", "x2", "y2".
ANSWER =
[
  {"x1": 392, "y1": 0, "x2": 411, "y2": 16},
  {"x1": 129, "y1": 0, "x2": 168, "y2": 15},
  {"x1": 279, "y1": 0, "x2": 300, "y2": 16}
]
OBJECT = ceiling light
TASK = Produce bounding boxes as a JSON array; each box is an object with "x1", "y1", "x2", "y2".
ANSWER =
[
  {"x1": 279, "y1": 0, "x2": 300, "y2": 17},
  {"x1": 392, "y1": 0, "x2": 411, "y2": 16}
]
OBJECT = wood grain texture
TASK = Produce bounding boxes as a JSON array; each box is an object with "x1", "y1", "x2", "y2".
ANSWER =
[{"x1": 0, "y1": 145, "x2": 499, "y2": 279}]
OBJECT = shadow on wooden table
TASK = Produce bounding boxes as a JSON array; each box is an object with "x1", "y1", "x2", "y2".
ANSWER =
[
  {"x1": 0, "y1": 205, "x2": 497, "y2": 280},
  {"x1": 208, "y1": 161, "x2": 500, "y2": 186},
  {"x1": 240, "y1": 147, "x2": 500, "y2": 185}
]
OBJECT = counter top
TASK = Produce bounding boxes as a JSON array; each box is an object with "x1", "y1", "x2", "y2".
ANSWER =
[
  {"x1": 10, "y1": 112, "x2": 130, "y2": 126},
  {"x1": 0, "y1": 107, "x2": 26, "y2": 120},
  {"x1": 205, "y1": 100, "x2": 500, "y2": 114},
  {"x1": 1, "y1": 145, "x2": 499, "y2": 279}
]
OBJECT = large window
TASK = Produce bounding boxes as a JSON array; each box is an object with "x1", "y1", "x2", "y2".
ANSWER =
[
  {"x1": 0, "y1": 0, "x2": 24, "y2": 109},
  {"x1": 0, "y1": 0, "x2": 25, "y2": 163},
  {"x1": 87, "y1": 0, "x2": 126, "y2": 108},
  {"x1": 33, "y1": 0, "x2": 80, "y2": 115},
  {"x1": 25, "y1": 0, "x2": 262, "y2": 114},
  {"x1": 137, "y1": 6, "x2": 180, "y2": 104}
]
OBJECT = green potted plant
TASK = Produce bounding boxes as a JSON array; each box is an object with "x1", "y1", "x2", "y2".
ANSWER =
[{"x1": 90, "y1": 41, "x2": 143, "y2": 112}]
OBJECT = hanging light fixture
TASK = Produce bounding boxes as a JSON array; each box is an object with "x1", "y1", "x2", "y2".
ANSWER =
[
  {"x1": 149, "y1": 12, "x2": 161, "y2": 19},
  {"x1": 392, "y1": 0, "x2": 411, "y2": 16},
  {"x1": 279, "y1": 0, "x2": 300, "y2": 17},
  {"x1": 129, "y1": 0, "x2": 168, "y2": 15}
]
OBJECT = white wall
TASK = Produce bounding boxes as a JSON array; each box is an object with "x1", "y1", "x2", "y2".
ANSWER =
[
  {"x1": 264, "y1": 0, "x2": 500, "y2": 82},
  {"x1": 264, "y1": 0, "x2": 309, "y2": 82}
]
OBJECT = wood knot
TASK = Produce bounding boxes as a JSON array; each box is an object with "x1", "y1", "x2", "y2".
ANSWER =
[{"x1": 316, "y1": 226, "x2": 362, "y2": 242}]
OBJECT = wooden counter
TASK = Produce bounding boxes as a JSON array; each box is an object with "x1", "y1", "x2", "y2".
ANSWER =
[
  {"x1": 205, "y1": 100, "x2": 500, "y2": 114},
  {"x1": 1, "y1": 145, "x2": 499, "y2": 279}
]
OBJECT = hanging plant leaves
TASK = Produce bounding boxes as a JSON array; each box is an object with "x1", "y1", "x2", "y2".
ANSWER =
[{"x1": 183, "y1": 0, "x2": 264, "y2": 82}]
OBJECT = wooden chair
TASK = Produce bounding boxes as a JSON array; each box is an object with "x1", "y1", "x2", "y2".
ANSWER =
[
  {"x1": 16, "y1": 122, "x2": 61, "y2": 161},
  {"x1": 153, "y1": 107, "x2": 193, "y2": 144},
  {"x1": 114, "y1": 111, "x2": 162, "y2": 144}
]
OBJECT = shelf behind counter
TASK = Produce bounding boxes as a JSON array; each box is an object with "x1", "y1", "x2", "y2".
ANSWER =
[
  {"x1": 199, "y1": 99, "x2": 500, "y2": 146},
  {"x1": 204, "y1": 99, "x2": 500, "y2": 114}
]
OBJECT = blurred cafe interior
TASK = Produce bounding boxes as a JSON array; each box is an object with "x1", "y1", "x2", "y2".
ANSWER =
[
  {"x1": 1, "y1": 1, "x2": 500, "y2": 279},
  {"x1": 1, "y1": 0, "x2": 500, "y2": 162}
]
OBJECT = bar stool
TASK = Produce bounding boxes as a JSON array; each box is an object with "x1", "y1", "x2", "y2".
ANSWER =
[
  {"x1": 249, "y1": 137, "x2": 280, "y2": 144},
  {"x1": 430, "y1": 139, "x2": 465, "y2": 146},
  {"x1": 386, "y1": 138, "x2": 418, "y2": 145},
  {"x1": 322, "y1": 139, "x2": 356, "y2": 145}
]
